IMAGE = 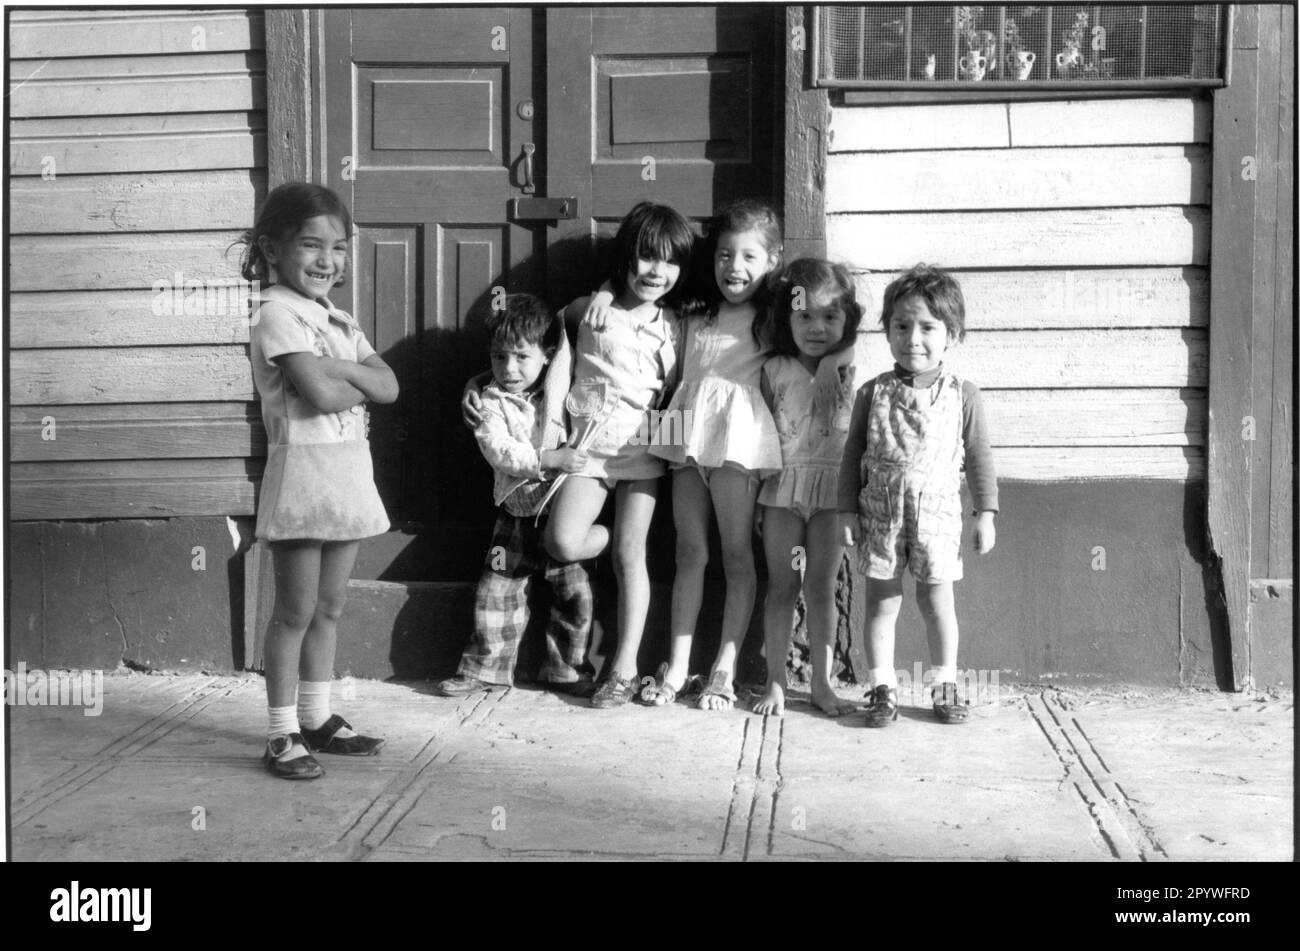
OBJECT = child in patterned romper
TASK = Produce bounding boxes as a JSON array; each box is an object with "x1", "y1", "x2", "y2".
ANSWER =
[
  {"x1": 435, "y1": 294, "x2": 593, "y2": 697},
  {"x1": 838, "y1": 264, "x2": 998, "y2": 726}
]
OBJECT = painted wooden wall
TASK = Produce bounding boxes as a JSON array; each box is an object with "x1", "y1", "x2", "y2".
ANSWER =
[
  {"x1": 825, "y1": 96, "x2": 1209, "y2": 481},
  {"x1": 7, "y1": 8, "x2": 267, "y2": 519}
]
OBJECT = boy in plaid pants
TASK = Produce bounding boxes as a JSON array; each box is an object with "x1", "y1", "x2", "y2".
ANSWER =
[{"x1": 436, "y1": 294, "x2": 593, "y2": 696}]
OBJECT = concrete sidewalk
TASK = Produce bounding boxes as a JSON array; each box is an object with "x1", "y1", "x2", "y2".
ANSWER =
[{"x1": 7, "y1": 672, "x2": 1292, "y2": 861}]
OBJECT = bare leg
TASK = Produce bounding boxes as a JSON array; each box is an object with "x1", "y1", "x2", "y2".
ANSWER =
[
  {"x1": 299, "y1": 539, "x2": 360, "y2": 683},
  {"x1": 917, "y1": 580, "x2": 959, "y2": 675},
  {"x1": 265, "y1": 540, "x2": 323, "y2": 709},
  {"x1": 543, "y1": 476, "x2": 610, "y2": 563},
  {"x1": 605, "y1": 479, "x2": 659, "y2": 681},
  {"x1": 698, "y1": 467, "x2": 760, "y2": 711},
  {"x1": 660, "y1": 467, "x2": 711, "y2": 702},
  {"x1": 804, "y1": 511, "x2": 855, "y2": 716},
  {"x1": 864, "y1": 576, "x2": 904, "y2": 685},
  {"x1": 297, "y1": 540, "x2": 363, "y2": 737},
  {"x1": 753, "y1": 506, "x2": 803, "y2": 716}
]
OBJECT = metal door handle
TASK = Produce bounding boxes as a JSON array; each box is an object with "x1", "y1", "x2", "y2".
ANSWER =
[{"x1": 520, "y1": 142, "x2": 536, "y2": 194}]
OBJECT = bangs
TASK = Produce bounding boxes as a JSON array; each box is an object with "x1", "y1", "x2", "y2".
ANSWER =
[{"x1": 635, "y1": 214, "x2": 693, "y2": 265}]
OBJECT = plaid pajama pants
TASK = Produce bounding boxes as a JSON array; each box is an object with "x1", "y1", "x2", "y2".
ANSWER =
[{"x1": 458, "y1": 511, "x2": 593, "y2": 686}]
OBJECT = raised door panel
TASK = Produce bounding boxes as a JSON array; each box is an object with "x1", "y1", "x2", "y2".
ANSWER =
[
  {"x1": 547, "y1": 6, "x2": 776, "y2": 303},
  {"x1": 322, "y1": 7, "x2": 537, "y2": 526}
]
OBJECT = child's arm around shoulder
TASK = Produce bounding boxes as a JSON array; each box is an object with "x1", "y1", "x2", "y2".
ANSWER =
[
  {"x1": 561, "y1": 295, "x2": 595, "y2": 334},
  {"x1": 960, "y1": 379, "x2": 998, "y2": 554},
  {"x1": 759, "y1": 356, "x2": 779, "y2": 413}
]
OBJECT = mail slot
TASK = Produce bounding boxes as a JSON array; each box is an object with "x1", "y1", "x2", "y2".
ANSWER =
[{"x1": 508, "y1": 197, "x2": 578, "y2": 220}]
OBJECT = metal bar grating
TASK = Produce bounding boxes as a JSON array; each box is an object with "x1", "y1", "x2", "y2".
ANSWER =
[{"x1": 816, "y1": 4, "x2": 1225, "y2": 86}]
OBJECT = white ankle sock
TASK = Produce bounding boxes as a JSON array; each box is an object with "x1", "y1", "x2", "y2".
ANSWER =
[
  {"x1": 869, "y1": 667, "x2": 897, "y2": 689},
  {"x1": 298, "y1": 680, "x2": 356, "y2": 737},
  {"x1": 296, "y1": 681, "x2": 331, "y2": 730},
  {"x1": 929, "y1": 666, "x2": 958, "y2": 686},
  {"x1": 267, "y1": 704, "x2": 308, "y2": 760},
  {"x1": 268, "y1": 704, "x2": 298, "y2": 738}
]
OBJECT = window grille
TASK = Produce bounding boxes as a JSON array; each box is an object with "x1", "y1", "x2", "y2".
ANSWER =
[{"x1": 813, "y1": 5, "x2": 1226, "y2": 88}]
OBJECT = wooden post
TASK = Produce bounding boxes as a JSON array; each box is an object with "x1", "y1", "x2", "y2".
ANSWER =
[
  {"x1": 784, "y1": 6, "x2": 827, "y2": 260},
  {"x1": 1206, "y1": 5, "x2": 1261, "y2": 689},
  {"x1": 264, "y1": 9, "x2": 311, "y2": 187}
]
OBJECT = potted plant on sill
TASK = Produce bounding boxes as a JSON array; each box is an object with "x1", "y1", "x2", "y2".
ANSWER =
[
  {"x1": 1056, "y1": 9, "x2": 1088, "y2": 78},
  {"x1": 1004, "y1": 15, "x2": 1036, "y2": 80}
]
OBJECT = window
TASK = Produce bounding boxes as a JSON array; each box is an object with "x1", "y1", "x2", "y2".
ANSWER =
[{"x1": 813, "y1": 5, "x2": 1227, "y2": 88}]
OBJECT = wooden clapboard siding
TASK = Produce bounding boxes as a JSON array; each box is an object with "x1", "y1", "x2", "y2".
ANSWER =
[
  {"x1": 8, "y1": 52, "x2": 266, "y2": 118},
  {"x1": 1008, "y1": 98, "x2": 1212, "y2": 147},
  {"x1": 827, "y1": 97, "x2": 1210, "y2": 152},
  {"x1": 10, "y1": 347, "x2": 255, "y2": 405},
  {"x1": 10, "y1": 404, "x2": 266, "y2": 461},
  {"x1": 827, "y1": 146, "x2": 1209, "y2": 212},
  {"x1": 828, "y1": 95, "x2": 1211, "y2": 482},
  {"x1": 9, "y1": 9, "x2": 264, "y2": 58},
  {"x1": 980, "y1": 390, "x2": 1206, "y2": 447},
  {"x1": 10, "y1": 459, "x2": 260, "y2": 520},
  {"x1": 992, "y1": 448, "x2": 1203, "y2": 481},
  {"x1": 7, "y1": 8, "x2": 265, "y2": 521},
  {"x1": 9, "y1": 290, "x2": 253, "y2": 348},
  {"x1": 9, "y1": 113, "x2": 265, "y2": 176},
  {"x1": 858, "y1": 330, "x2": 1207, "y2": 389},
  {"x1": 11, "y1": 232, "x2": 246, "y2": 292},
  {"x1": 856, "y1": 268, "x2": 1208, "y2": 329},
  {"x1": 10, "y1": 171, "x2": 266, "y2": 233},
  {"x1": 829, "y1": 207, "x2": 1208, "y2": 269}
]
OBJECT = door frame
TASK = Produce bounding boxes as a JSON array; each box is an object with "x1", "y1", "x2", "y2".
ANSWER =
[{"x1": 265, "y1": 9, "x2": 314, "y2": 189}]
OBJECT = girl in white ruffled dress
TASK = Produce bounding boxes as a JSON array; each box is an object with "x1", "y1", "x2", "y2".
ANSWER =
[{"x1": 640, "y1": 200, "x2": 786, "y2": 711}]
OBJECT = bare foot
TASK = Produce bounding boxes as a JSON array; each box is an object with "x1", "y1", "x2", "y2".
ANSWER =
[
  {"x1": 810, "y1": 681, "x2": 855, "y2": 717},
  {"x1": 752, "y1": 681, "x2": 785, "y2": 716},
  {"x1": 652, "y1": 663, "x2": 689, "y2": 706},
  {"x1": 697, "y1": 670, "x2": 736, "y2": 711}
]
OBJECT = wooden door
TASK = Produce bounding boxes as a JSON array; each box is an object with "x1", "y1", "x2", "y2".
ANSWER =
[
  {"x1": 315, "y1": 5, "x2": 778, "y2": 582},
  {"x1": 545, "y1": 5, "x2": 778, "y2": 305},
  {"x1": 320, "y1": 7, "x2": 541, "y2": 563}
]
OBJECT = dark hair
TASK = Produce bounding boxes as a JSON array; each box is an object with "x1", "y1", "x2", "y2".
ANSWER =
[
  {"x1": 606, "y1": 201, "x2": 695, "y2": 306},
  {"x1": 681, "y1": 199, "x2": 783, "y2": 344},
  {"x1": 880, "y1": 263, "x2": 966, "y2": 342},
  {"x1": 486, "y1": 293, "x2": 561, "y2": 354},
  {"x1": 769, "y1": 258, "x2": 863, "y2": 359},
  {"x1": 236, "y1": 182, "x2": 355, "y2": 286}
]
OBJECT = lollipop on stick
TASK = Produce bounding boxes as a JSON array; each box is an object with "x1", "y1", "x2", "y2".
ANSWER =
[{"x1": 534, "y1": 380, "x2": 611, "y2": 518}]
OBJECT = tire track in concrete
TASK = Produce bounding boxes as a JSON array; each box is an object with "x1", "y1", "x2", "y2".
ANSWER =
[
  {"x1": 329, "y1": 689, "x2": 503, "y2": 861},
  {"x1": 12, "y1": 677, "x2": 244, "y2": 827},
  {"x1": 1027, "y1": 692, "x2": 1167, "y2": 861},
  {"x1": 720, "y1": 715, "x2": 785, "y2": 860}
]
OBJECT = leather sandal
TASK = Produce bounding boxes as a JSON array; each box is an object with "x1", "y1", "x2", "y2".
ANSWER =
[
  {"x1": 932, "y1": 682, "x2": 970, "y2": 723},
  {"x1": 263, "y1": 733, "x2": 324, "y2": 780},
  {"x1": 300, "y1": 714, "x2": 385, "y2": 756},
  {"x1": 590, "y1": 673, "x2": 638, "y2": 709},
  {"x1": 863, "y1": 684, "x2": 899, "y2": 727},
  {"x1": 696, "y1": 670, "x2": 737, "y2": 710},
  {"x1": 639, "y1": 662, "x2": 678, "y2": 705}
]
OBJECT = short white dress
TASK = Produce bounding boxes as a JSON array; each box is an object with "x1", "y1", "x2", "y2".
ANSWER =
[
  {"x1": 649, "y1": 306, "x2": 782, "y2": 476},
  {"x1": 250, "y1": 284, "x2": 390, "y2": 542}
]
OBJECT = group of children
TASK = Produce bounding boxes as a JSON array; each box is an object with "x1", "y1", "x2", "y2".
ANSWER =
[{"x1": 242, "y1": 183, "x2": 998, "y2": 780}]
